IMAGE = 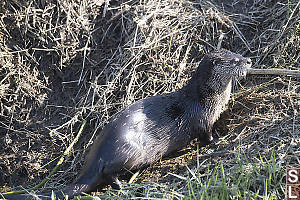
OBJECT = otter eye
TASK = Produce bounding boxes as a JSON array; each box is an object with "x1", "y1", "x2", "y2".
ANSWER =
[
  {"x1": 230, "y1": 58, "x2": 239, "y2": 65},
  {"x1": 234, "y1": 58, "x2": 239, "y2": 63},
  {"x1": 246, "y1": 58, "x2": 252, "y2": 65}
]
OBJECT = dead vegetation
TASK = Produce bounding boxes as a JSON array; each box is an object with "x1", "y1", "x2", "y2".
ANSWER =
[{"x1": 0, "y1": 0, "x2": 299, "y2": 198}]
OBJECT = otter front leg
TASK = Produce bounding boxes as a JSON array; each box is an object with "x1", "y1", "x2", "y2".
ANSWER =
[
  {"x1": 198, "y1": 129, "x2": 214, "y2": 146},
  {"x1": 199, "y1": 129, "x2": 221, "y2": 146},
  {"x1": 191, "y1": 119, "x2": 214, "y2": 146},
  {"x1": 211, "y1": 129, "x2": 220, "y2": 144}
]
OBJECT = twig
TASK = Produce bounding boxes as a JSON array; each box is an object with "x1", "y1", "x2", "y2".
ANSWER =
[
  {"x1": 232, "y1": 22, "x2": 253, "y2": 53},
  {"x1": 2, "y1": 120, "x2": 87, "y2": 195},
  {"x1": 248, "y1": 68, "x2": 300, "y2": 77},
  {"x1": 259, "y1": 1, "x2": 300, "y2": 63}
]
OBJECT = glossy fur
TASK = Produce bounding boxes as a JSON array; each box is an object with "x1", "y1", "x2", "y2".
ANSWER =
[{"x1": 1, "y1": 49, "x2": 251, "y2": 200}]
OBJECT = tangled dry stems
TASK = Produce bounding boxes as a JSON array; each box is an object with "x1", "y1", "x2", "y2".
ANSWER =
[{"x1": 0, "y1": 0, "x2": 299, "y2": 197}]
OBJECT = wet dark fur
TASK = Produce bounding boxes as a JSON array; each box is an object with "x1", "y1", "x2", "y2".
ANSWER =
[{"x1": 1, "y1": 49, "x2": 251, "y2": 200}]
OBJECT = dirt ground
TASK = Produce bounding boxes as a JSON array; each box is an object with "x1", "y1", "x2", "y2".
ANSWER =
[{"x1": 0, "y1": 0, "x2": 299, "y2": 198}]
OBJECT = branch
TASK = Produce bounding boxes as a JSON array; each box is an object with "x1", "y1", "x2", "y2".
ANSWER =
[{"x1": 248, "y1": 68, "x2": 300, "y2": 77}]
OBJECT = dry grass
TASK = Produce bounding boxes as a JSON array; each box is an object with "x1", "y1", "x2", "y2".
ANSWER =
[{"x1": 0, "y1": 0, "x2": 299, "y2": 199}]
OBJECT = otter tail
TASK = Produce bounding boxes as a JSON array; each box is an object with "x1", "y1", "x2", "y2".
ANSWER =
[
  {"x1": 1, "y1": 158, "x2": 110, "y2": 199},
  {"x1": 0, "y1": 183, "x2": 81, "y2": 199},
  {"x1": 1, "y1": 182, "x2": 95, "y2": 200},
  {"x1": 0, "y1": 173, "x2": 105, "y2": 200}
]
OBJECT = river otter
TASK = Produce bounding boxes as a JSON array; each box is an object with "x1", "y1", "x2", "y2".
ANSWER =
[{"x1": 1, "y1": 49, "x2": 252, "y2": 200}]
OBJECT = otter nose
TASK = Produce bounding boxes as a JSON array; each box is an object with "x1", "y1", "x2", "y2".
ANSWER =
[{"x1": 246, "y1": 58, "x2": 252, "y2": 65}]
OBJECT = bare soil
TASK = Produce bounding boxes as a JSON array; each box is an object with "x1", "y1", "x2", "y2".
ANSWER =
[{"x1": 0, "y1": 0, "x2": 299, "y2": 197}]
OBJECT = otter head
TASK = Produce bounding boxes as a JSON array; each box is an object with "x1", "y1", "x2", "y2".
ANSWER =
[{"x1": 205, "y1": 49, "x2": 252, "y2": 92}]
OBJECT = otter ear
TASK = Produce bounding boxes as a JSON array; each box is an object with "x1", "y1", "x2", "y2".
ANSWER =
[{"x1": 212, "y1": 59, "x2": 221, "y2": 66}]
